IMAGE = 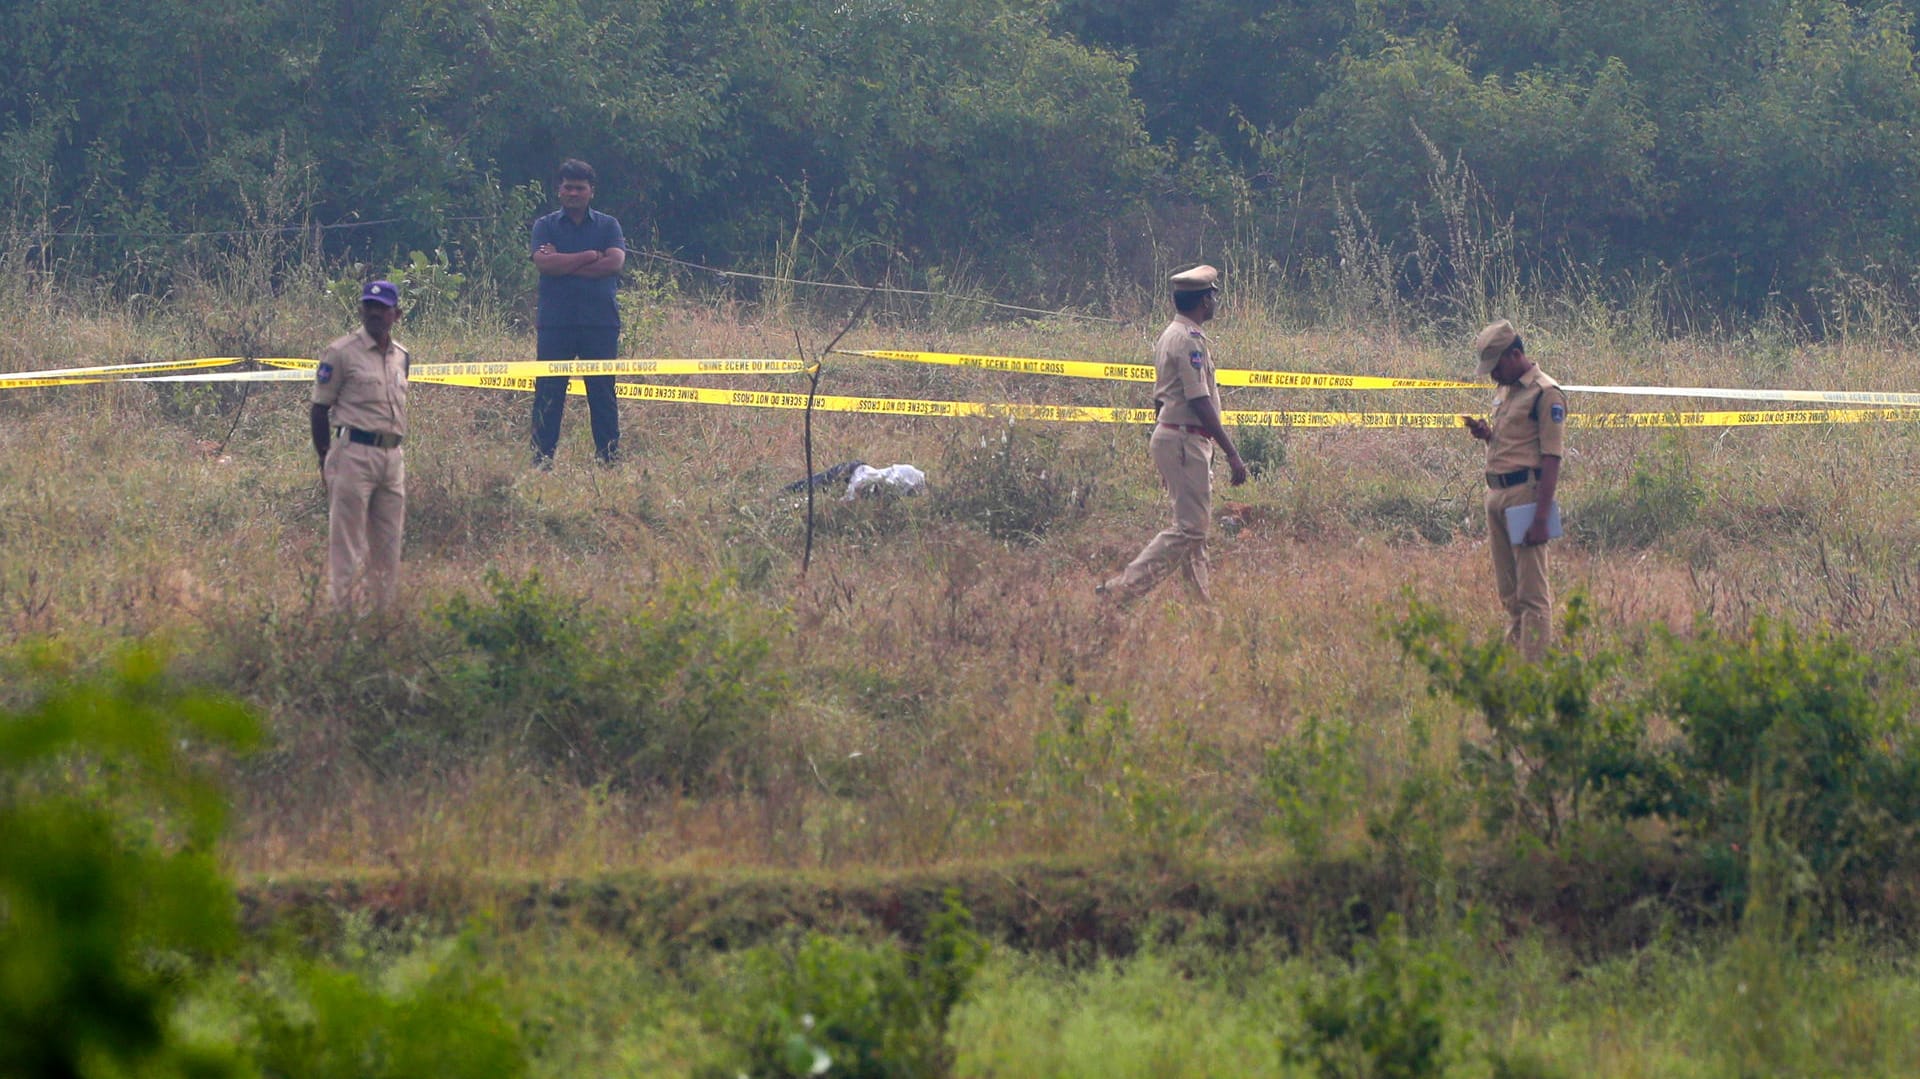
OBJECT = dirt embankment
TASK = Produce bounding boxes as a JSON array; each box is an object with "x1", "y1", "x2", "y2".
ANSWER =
[{"x1": 237, "y1": 849, "x2": 1920, "y2": 957}]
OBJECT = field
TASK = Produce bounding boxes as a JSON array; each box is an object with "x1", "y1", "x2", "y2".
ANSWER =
[{"x1": 5, "y1": 269, "x2": 1920, "y2": 1077}]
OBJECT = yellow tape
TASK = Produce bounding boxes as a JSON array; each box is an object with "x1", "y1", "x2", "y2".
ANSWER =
[
  {"x1": 1557, "y1": 384, "x2": 1920, "y2": 407},
  {"x1": 1574, "y1": 407, "x2": 1920, "y2": 429},
  {"x1": 261, "y1": 357, "x2": 801, "y2": 377},
  {"x1": 420, "y1": 374, "x2": 1920, "y2": 429},
  {"x1": 0, "y1": 356, "x2": 242, "y2": 387},
  {"x1": 31, "y1": 350, "x2": 1920, "y2": 415},
  {"x1": 848, "y1": 348, "x2": 1920, "y2": 405},
  {"x1": 32, "y1": 352, "x2": 1920, "y2": 429},
  {"x1": 420, "y1": 374, "x2": 1151, "y2": 422},
  {"x1": 843, "y1": 349, "x2": 1477, "y2": 389},
  {"x1": 1230, "y1": 370, "x2": 1478, "y2": 389}
]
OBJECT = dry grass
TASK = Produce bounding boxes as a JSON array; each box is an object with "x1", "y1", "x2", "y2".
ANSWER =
[{"x1": 3, "y1": 276, "x2": 1917, "y2": 885}]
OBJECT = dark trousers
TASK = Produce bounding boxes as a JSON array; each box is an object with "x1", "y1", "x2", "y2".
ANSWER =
[{"x1": 531, "y1": 324, "x2": 622, "y2": 462}]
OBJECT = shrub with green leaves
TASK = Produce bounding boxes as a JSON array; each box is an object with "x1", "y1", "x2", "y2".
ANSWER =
[
  {"x1": 1016, "y1": 688, "x2": 1209, "y2": 855},
  {"x1": 699, "y1": 892, "x2": 988, "y2": 1079},
  {"x1": 936, "y1": 421, "x2": 1098, "y2": 543},
  {"x1": 1389, "y1": 593, "x2": 1663, "y2": 847},
  {"x1": 0, "y1": 646, "x2": 538, "y2": 1079},
  {"x1": 1260, "y1": 715, "x2": 1361, "y2": 862},
  {"x1": 1568, "y1": 435, "x2": 1705, "y2": 550},
  {"x1": 0, "y1": 646, "x2": 259, "y2": 1079},
  {"x1": 1290, "y1": 915, "x2": 1459, "y2": 1079},
  {"x1": 438, "y1": 570, "x2": 791, "y2": 790},
  {"x1": 1654, "y1": 617, "x2": 1920, "y2": 888},
  {"x1": 232, "y1": 939, "x2": 526, "y2": 1079},
  {"x1": 1390, "y1": 591, "x2": 1920, "y2": 907}
]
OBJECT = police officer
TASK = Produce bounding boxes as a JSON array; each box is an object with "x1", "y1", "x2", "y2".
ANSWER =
[
  {"x1": 310, "y1": 280, "x2": 410, "y2": 611},
  {"x1": 1100, "y1": 265, "x2": 1249, "y2": 604},
  {"x1": 1462, "y1": 320, "x2": 1566, "y2": 660}
]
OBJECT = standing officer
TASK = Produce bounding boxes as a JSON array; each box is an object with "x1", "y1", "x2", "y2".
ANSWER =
[
  {"x1": 530, "y1": 158, "x2": 626, "y2": 467},
  {"x1": 1461, "y1": 320, "x2": 1566, "y2": 660},
  {"x1": 311, "y1": 280, "x2": 410, "y2": 611},
  {"x1": 1100, "y1": 265, "x2": 1249, "y2": 604}
]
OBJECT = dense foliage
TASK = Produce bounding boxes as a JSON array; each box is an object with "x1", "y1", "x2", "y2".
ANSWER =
[{"x1": 6, "y1": 0, "x2": 1920, "y2": 312}]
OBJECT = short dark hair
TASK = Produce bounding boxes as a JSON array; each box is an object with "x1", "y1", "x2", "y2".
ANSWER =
[
  {"x1": 557, "y1": 159, "x2": 597, "y2": 185},
  {"x1": 1508, "y1": 335, "x2": 1525, "y2": 356},
  {"x1": 1173, "y1": 289, "x2": 1213, "y2": 314}
]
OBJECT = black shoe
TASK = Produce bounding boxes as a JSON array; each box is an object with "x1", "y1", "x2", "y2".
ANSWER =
[{"x1": 531, "y1": 453, "x2": 554, "y2": 472}]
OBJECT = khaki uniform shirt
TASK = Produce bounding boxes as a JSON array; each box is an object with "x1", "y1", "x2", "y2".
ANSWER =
[
  {"x1": 1152, "y1": 315, "x2": 1220, "y2": 427},
  {"x1": 312, "y1": 328, "x2": 410, "y2": 438},
  {"x1": 1484, "y1": 367, "x2": 1567, "y2": 473}
]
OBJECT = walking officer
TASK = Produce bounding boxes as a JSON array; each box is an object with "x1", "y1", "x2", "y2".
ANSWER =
[
  {"x1": 1461, "y1": 320, "x2": 1566, "y2": 660},
  {"x1": 310, "y1": 280, "x2": 410, "y2": 611},
  {"x1": 1100, "y1": 265, "x2": 1249, "y2": 604}
]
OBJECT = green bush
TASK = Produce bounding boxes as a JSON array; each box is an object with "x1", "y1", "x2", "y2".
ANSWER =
[
  {"x1": 1290, "y1": 915, "x2": 1459, "y2": 1079},
  {"x1": 1357, "y1": 492, "x2": 1456, "y2": 546},
  {"x1": 935, "y1": 421, "x2": 1098, "y2": 544},
  {"x1": 1391, "y1": 591, "x2": 1920, "y2": 908},
  {"x1": 1015, "y1": 688, "x2": 1209, "y2": 855},
  {"x1": 1260, "y1": 715, "x2": 1361, "y2": 862},
  {"x1": 1654, "y1": 617, "x2": 1920, "y2": 890},
  {"x1": 1389, "y1": 593, "x2": 1663, "y2": 847},
  {"x1": 699, "y1": 892, "x2": 988, "y2": 1079},
  {"x1": 1568, "y1": 435, "x2": 1705, "y2": 550},
  {"x1": 1233, "y1": 424, "x2": 1288, "y2": 477},
  {"x1": 0, "y1": 646, "x2": 533, "y2": 1079},
  {"x1": 233, "y1": 939, "x2": 526, "y2": 1079},
  {"x1": 437, "y1": 570, "x2": 791, "y2": 790},
  {"x1": 326, "y1": 250, "x2": 465, "y2": 324},
  {"x1": 0, "y1": 647, "x2": 259, "y2": 1079}
]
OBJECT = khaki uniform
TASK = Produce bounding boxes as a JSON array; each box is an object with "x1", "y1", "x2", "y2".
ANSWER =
[
  {"x1": 312, "y1": 327, "x2": 410, "y2": 610},
  {"x1": 1103, "y1": 314, "x2": 1222, "y2": 603},
  {"x1": 1481, "y1": 367, "x2": 1567, "y2": 659}
]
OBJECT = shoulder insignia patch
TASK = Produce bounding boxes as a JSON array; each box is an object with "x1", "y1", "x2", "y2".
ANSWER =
[
  {"x1": 315, "y1": 362, "x2": 333, "y2": 384},
  {"x1": 1190, "y1": 351, "x2": 1205, "y2": 369},
  {"x1": 1550, "y1": 402, "x2": 1566, "y2": 423}
]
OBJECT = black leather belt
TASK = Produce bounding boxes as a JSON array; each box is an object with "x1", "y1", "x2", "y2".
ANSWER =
[
  {"x1": 338, "y1": 426, "x2": 403, "y2": 449},
  {"x1": 1487, "y1": 467, "x2": 1540, "y2": 489}
]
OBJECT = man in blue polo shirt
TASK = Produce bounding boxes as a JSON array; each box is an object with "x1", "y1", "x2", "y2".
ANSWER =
[{"x1": 530, "y1": 158, "x2": 626, "y2": 467}]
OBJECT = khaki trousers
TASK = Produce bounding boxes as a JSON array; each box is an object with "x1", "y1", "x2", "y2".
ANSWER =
[
  {"x1": 1485, "y1": 481, "x2": 1551, "y2": 660},
  {"x1": 1105, "y1": 427, "x2": 1213, "y2": 603},
  {"x1": 325, "y1": 440, "x2": 405, "y2": 610}
]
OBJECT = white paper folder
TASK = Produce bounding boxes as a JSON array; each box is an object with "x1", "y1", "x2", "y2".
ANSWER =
[{"x1": 1504, "y1": 502, "x2": 1563, "y2": 545}]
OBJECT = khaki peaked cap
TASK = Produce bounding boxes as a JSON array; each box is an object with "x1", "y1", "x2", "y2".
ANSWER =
[
  {"x1": 1474, "y1": 319, "x2": 1519, "y2": 376},
  {"x1": 1170, "y1": 264, "x2": 1221, "y2": 293}
]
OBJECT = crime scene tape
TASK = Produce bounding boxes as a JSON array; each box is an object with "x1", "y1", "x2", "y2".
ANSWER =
[
  {"x1": 17, "y1": 350, "x2": 1920, "y2": 428},
  {"x1": 841, "y1": 349, "x2": 1478, "y2": 389},
  {"x1": 257, "y1": 357, "x2": 805, "y2": 377},
  {"x1": 1553, "y1": 384, "x2": 1920, "y2": 407},
  {"x1": 138, "y1": 358, "x2": 807, "y2": 383},
  {"x1": 843, "y1": 348, "x2": 1920, "y2": 407},
  {"x1": 137, "y1": 369, "x2": 313, "y2": 383},
  {"x1": 415, "y1": 374, "x2": 1920, "y2": 430},
  {"x1": 0, "y1": 356, "x2": 243, "y2": 387}
]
